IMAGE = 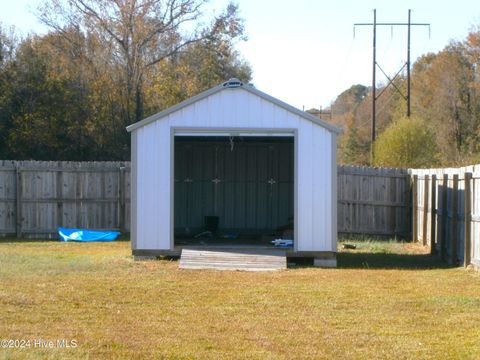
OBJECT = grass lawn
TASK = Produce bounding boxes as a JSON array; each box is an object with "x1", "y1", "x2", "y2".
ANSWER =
[{"x1": 1, "y1": 239, "x2": 479, "y2": 359}]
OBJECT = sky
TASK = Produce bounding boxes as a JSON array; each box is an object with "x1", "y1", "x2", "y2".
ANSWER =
[{"x1": 1, "y1": 0, "x2": 480, "y2": 110}]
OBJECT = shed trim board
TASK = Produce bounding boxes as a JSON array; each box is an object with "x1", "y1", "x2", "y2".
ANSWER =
[
  {"x1": 172, "y1": 127, "x2": 297, "y2": 136},
  {"x1": 128, "y1": 79, "x2": 339, "y2": 258},
  {"x1": 131, "y1": 131, "x2": 138, "y2": 250},
  {"x1": 170, "y1": 126, "x2": 175, "y2": 250},
  {"x1": 294, "y1": 128, "x2": 299, "y2": 252},
  {"x1": 331, "y1": 134, "x2": 338, "y2": 250}
]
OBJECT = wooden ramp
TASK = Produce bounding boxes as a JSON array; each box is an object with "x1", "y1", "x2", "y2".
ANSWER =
[{"x1": 179, "y1": 248, "x2": 287, "y2": 271}]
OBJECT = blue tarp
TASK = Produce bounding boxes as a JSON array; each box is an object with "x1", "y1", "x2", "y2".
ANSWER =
[{"x1": 58, "y1": 227, "x2": 120, "y2": 242}]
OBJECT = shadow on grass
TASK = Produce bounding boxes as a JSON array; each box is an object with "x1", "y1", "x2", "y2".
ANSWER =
[{"x1": 337, "y1": 252, "x2": 450, "y2": 270}]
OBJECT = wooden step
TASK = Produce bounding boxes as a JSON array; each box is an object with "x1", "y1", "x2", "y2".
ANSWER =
[{"x1": 179, "y1": 248, "x2": 287, "y2": 271}]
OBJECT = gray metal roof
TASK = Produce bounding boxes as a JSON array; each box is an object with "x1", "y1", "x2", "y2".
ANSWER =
[{"x1": 126, "y1": 79, "x2": 342, "y2": 134}]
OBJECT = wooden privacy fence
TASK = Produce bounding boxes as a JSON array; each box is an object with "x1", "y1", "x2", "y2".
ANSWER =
[
  {"x1": 410, "y1": 165, "x2": 480, "y2": 268},
  {"x1": 4, "y1": 159, "x2": 479, "y2": 268},
  {"x1": 0, "y1": 161, "x2": 409, "y2": 238},
  {"x1": 0, "y1": 160, "x2": 130, "y2": 238},
  {"x1": 337, "y1": 166, "x2": 409, "y2": 238}
]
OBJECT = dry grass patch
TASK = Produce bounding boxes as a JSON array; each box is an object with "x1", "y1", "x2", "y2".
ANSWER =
[{"x1": 0, "y1": 239, "x2": 479, "y2": 359}]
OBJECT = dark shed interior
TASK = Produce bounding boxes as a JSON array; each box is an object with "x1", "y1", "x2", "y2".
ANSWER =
[{"x1": 174, "y1": 136, "x2": 294, "y2": 247}]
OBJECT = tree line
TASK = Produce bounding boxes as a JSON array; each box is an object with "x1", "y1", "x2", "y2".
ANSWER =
[
  {"x1": 0, "y1": 0, "x2": 251, "y2": 161},
  {"x1": 2, "y1": 2, "x2": 479, "y2": 168},
  {"x1": 328, "y1": 27, "x2": 480, "y2": 168}
]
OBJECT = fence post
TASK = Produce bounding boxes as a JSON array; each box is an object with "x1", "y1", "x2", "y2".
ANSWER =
[
  {"x1": 464, "y1": 172, "x2": 472, "y2": 267},
  {"x1": 440, "y1": 174, "x2": 448, "y2": 261},
  {"x1": 412, "y1": 174, "x2": 418, "y2": 242},
  {"x1": 119, "y1": 166, "x2": 126, "y2": 233},
  {"x1": 15, "y1": 164, "x2": 22, "y2": 238},
  {"x1": 451, "y1": 174, "x2": 459, "y2": 265},
  {"x1": 430, "y1": 174, "x2": 437, "y2": 254},
  {"x1": 422, "y1": 175, "x2": 429, "y2": 246}
]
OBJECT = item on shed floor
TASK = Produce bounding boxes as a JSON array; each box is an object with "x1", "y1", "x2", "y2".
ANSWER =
[
  {"x1": 58, "y1": 227, "x2": 120, "y2": 242},
  {"x1": 271, "y1": 239, "x2": 293, "y2": 248},
  {"x1": 194, "y1": 230, "x2": 213, "y2": 239},
  {"x1": 342, "y1": 243, "x2": 357, "y2": 249}
]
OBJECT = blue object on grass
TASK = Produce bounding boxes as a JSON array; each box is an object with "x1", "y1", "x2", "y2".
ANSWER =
[{"x1": 58, "y1": 227, "x2": 120, "y2": 242}]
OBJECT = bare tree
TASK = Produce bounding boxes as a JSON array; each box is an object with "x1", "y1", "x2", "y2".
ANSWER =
[
  {"x1": 38, "y1": 0, "x2": 244, "y2": 123},
  {"x1": 0, "y1": 25, "x2": 18, "y2": 66}
]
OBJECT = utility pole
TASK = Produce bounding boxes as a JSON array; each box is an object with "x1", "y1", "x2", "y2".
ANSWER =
[
  {"x1": 372, "y1": 9, "x2": 376, "y2": 149},
  {"x1": 354, "y1": 9, "x2": 430, "y2": 164},
  {"x1": 407, "y1": 9, "x2": 411, "y2": 117}
]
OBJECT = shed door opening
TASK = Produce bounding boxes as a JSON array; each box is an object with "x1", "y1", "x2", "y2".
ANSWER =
[{"x1": 174, "y1": 135, "x2": 294, "y2": 247}]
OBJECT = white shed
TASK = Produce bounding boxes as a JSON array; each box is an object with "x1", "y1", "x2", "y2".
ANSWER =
[{"x1": 126, "y1": 79, "x2": 341, "y2": 266}]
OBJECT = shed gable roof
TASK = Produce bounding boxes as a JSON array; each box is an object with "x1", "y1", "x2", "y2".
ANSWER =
[{"x1": 126, "y1": 79, "x2": 342, "y2": 134}]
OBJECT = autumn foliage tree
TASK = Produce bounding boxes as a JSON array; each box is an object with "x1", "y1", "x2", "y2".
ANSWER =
[
  {"x1": 411, "y1": 44, "x2": 476, "y2": 164},
  {"x1": 38, "y1": 0, "x2": 246, "y2": 124},
  {"x1": 0, "y1": 1, "x2": 251, "y2": 160}
]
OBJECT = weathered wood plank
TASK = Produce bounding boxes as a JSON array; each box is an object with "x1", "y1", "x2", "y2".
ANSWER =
[
  {"x1": 451, "y1": 174, "x2": 459, "y2": 265},
  {"x1": 412, "y1": 175, "x2": 418, "y2": 242},
  {"x1": 179, "y1": 248, "x2": 287, "y2": 271},
  {"x1": 422, "y1": 175, "x2": 429, "y2": 245},
  {"x1": 405, "y1": 174, "x2": 412, "y2": 240},
  {"x1": 430, "y1": 175, "x2": 437, "y2": 254},
  {"x1": 15, "y1": 166, "x2": 22, "y2": 238},
  {"x1": 440, "y1": 174, "x2": 448, "y2": 260},
  {"x1": 119, "y1": 166, "x2": 126, "y2": 232},
  {"x1": 464, "y1": 172, "x2": 472, "y2": 267}
]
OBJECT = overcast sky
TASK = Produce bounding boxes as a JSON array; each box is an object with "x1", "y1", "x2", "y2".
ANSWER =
[{"x1": 1, "y1": 0, "x2": 480, "y2": 109}]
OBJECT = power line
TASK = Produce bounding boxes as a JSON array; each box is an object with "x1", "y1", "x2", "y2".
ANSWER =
[{"x1": 354, "y1": 9, "x2": 430, "y2": 164}]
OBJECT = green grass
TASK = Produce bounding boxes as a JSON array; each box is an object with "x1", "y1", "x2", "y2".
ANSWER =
[{"x1": 0, "y1": 239, "x2": 479, "y2": 359}]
